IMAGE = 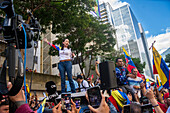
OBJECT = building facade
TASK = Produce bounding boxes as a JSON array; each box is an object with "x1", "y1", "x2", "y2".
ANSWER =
[
  {"x1": 100, "y1": 2, "x2": 114, "y2": 25},
  {"x1": 26, "y1": 41, "x2": 41, "y2": 73},
  {"x1": 111, "y1": 3, "x2": 152, "y2": 76}
]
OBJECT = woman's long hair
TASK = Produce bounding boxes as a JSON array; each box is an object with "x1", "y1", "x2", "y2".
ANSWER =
[{"x1": 61, "y1": 38, "x2": 70, "y2": 50}]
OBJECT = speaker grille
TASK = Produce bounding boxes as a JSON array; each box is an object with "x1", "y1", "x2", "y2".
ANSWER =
[{"x1": 99, "y1": 61, "x2": 117, "y2": 90}]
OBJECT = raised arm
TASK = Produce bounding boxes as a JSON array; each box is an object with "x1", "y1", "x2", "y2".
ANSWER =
[
  {"x1": 155, "y1": 86, "x2": 164, "y2": 104},
  {"x1": 43, "y1": 38, "x2": 61, "y2": 51},
  {"x1": 95, "y1": 61, "x2": 100, "y2": 77},
  {"x1": 145, "y1": 89, "x2": 164, "y2": 113}
]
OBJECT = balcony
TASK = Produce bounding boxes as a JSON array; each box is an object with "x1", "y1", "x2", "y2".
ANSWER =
[
  {"x1": 101, "y1": 11, "x2": 107, "y2": 16},
  {"x1": 101, "y1": 18, "x2": 109, "y2": 22},
  {"x1": 100, "y1": 8, "x2": 106, "y2": 13},
  {"x1": 101, "y1": 15, "x2": 108, "y2": 19}
]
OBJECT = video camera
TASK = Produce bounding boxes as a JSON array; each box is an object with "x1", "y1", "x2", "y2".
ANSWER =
[
  {"x1": 0, "y1": 0, "x2": 41, "y2": 48},
  {"x1": 0, "y1": 0, "x2": 41, "y2": 98}
]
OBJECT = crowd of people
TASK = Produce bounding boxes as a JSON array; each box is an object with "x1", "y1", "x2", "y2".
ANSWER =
[
  {"x1": 0, "y1": 57, "x2": 170, "y2": 113},
  {"x1": 0, "y1": 38, "x2": 169, "y2": 113}
]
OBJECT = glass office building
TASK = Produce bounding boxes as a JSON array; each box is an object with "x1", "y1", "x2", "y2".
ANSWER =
[
  {"x1": 111, "y1": 3, "x2": 152, "y2": 76},
  {"x1": 99, "y1": 2, "x2": 118, "y2": 49}
]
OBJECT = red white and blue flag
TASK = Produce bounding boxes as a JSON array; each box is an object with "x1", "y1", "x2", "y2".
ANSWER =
[{"x1": 122, "y1": 47, "x2": 142, "y2": 78}]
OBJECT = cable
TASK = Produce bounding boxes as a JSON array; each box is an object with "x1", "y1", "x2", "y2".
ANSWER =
[{"x1": 21, "y1": 24, "x2": 27, "y2": 103}]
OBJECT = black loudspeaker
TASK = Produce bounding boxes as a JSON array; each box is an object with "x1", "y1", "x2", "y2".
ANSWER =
[{"x1": 99, "y1": 61, "x2": 117, "y2": 90}]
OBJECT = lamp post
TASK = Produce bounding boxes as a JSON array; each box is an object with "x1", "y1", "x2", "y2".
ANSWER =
[{"x1": 138, "y1": 23, "x2": 154, "y2": 79}]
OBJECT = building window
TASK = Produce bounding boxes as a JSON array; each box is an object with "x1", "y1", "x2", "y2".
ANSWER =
[
  {"x1": 52, "y1": 63, "x2": 57, "y2": 68},
  {"x1": 34, "y1": 56, "x2": 38, "y2": 64}
]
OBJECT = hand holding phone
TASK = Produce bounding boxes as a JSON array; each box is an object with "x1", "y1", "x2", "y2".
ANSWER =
[
  {"x1": 61, "y1": 93, "x2": 71, "y2": 111},
  {"x1": 87, "y1": 87, "x2": 102, "y2": 108},
  {"x1": 74, "y1": 98, "x2": 81, "y2": 109},
  {"x1": 87, "y1": 91, "x2": 110, "y2": 113},
  {"x1": 123, "y1": 105, "x2": 130, "y2": 113}
]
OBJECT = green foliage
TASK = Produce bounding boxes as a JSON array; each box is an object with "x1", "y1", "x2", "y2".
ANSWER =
[
  {"x1": 165, "y1": 54, "x2": 170, "y2": 67},
  {"x1": 46, "y1": 0, "x2": 116, "y2": 75},
  {"x1": 131, "y1": 57, "x2": 145, "y2": 73},
  {"x1": 0, "y1": 0, "x2": 116, "y2": 76}
]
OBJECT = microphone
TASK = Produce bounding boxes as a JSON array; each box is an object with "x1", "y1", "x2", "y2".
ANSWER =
[{"x1": 45, "y1": 81, "x2": 58, "y2": 102}]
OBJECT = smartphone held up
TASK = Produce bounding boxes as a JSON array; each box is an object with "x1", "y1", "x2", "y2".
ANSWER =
[
  {"x1": 61, "y1": 93, "x2": 71, "y2": 111},
  {"x1": 87, "y1": 87, "x2": 102, "y2": 108}
]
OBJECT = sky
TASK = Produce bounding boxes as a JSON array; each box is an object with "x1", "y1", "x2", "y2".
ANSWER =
[{"x1": 99, "y1": 0, "x2": 170, "y2": 54}]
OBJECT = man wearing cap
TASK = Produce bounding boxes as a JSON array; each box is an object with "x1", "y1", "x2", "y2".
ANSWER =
[
  {"x1": 87, "y1": 78, "x2": 94, "y2": 87},
  {"x1": 158, "y1": 93, "x2": 170, "y2": 113},
  {"x1": 77, "y1": 75, "x2": 89, "y2": 92}
]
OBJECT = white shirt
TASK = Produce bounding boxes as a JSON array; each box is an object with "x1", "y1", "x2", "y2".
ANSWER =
[
  {"x1": 89, "y1": 83, "x2": 94, "y2": 87},
  {"x1": 79, "y1": 80, "x2": 89, "y2": 92},
  {"x1": 166, "y1": 106, "x2": 170, "y2": 113},
  {"x1": 59, "y1": 48, "x2": 72, "y2": 61},
  {"x1": 128, "y1": 76, "x2": 143, "y2": 98}
]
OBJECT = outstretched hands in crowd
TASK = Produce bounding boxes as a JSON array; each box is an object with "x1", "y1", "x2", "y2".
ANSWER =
[
  {"x1": 85, "y1": 93, "x2": 110, "y2": 113},
  {"x1": 52, "y1": 99, "x2": 81, "y2": 113},
  {"x1": 140, "y1": 82, "x2": 164, "y2": 113}
]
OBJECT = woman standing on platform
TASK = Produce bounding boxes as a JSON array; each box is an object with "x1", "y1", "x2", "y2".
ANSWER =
[{"x1": 43, "y1": 38, "x2": 76, "y2": 93}]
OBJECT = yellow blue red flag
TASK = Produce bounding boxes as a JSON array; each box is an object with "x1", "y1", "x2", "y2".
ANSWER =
[
  {"x1": 108, "y1": 90, "x2": 130, "y2": 112},
  {"x1": 156, "y1": 76, "x2": 163, "y2": 91},
  {"x1": 35, "y1": 98, "x2": 46, "y2": 113},
  {"x1": 122, "y1": 47, "x2": 142, "y2": 78},
  {"x1": 152, "y1": 46, "x2": 170, "y2": 88},
  {"x1": 156, "y1": 76, "x2": 161, "y2": 87}
]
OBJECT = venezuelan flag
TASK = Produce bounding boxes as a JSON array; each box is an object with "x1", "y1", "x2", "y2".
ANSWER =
[
  {"x1": 156, "y1": 76, "x2": 163, "y2": 91},
  {"x1": 152, "y1": 46, "x2": 170, "y2": 89},
  {"x1": 92, "y1": 0, "x2": 101, "y2": 18},
  {"x1": 48, "y1": 42, "x2": 61, "y2": 51},
  {"x1": 108, "y1": 90, "x2": 130, "y2": 112},
  {"x1": 35, "y1": 98, "x2": 46, "y2": 113},
  {"x1": 122, "y1": 47, "x2": 142, "y2": 78},
  {"x1": 156, "y1": 76, "x2": 161, "y2": 87}
]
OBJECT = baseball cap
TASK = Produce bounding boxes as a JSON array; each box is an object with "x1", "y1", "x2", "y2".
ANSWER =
[
  {"x1": 87, "y1": 78, "x2": 91, "y2": 81},
  {"x1": 164, "y1": 93, "x2": 169, "y2": 99},
  {"x1": 77, "y1": 75, "x2": 83, "y2": 79}
]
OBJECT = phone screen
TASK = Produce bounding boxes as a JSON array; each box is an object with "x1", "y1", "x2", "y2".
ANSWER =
[
  {"x1": 123, "y1": 105, "x2": 130, "y2": 113},
  {"x1": 61, "y1": 93, "x2": 71, "y2": 110},
  {"x1": 74, "y1": 98, "x2": 81, "y2": 109},
  {"x1": 87, "y1": 87, "x2": 101, "y2": 108},
  {"x1": 141, "y1": 104, "x2": 153, "y2": 113}
]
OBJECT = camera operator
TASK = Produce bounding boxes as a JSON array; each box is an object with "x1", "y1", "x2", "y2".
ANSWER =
[{"x1": 7, "y1": 82, "x2": 34, "y2": 113}]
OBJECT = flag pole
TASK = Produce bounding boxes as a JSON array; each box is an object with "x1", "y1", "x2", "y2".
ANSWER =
[
  {"x1": 149, "y1": 40, "x2": 156, "y2": 50},
  {"x1": 138, "y1": 23, "x2": 154, "y2": 79}
]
